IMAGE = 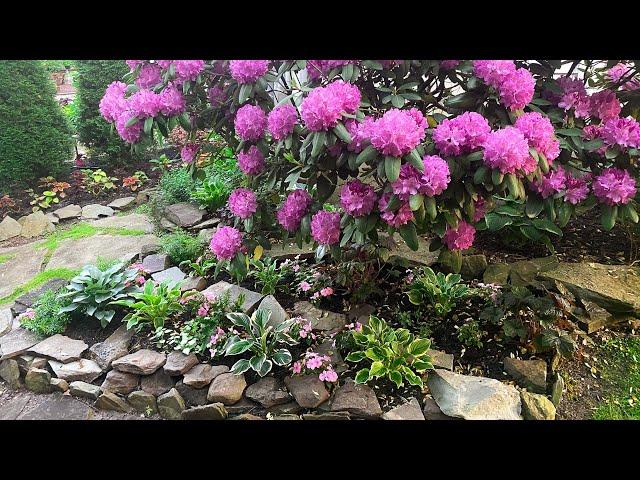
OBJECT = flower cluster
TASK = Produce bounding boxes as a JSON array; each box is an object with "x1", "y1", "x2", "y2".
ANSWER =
[
  {"x1": 514, "y1": 111, "x2": 560, "y2": 161},
  {"x1": 369, "y1": 108, "x2": 427, "y2": 157},
  {"x1": 378, "y1": 192, "x2": 414, "y2": 228},
  {"x1": 564, "y1": 174, "x2": 590, "y2": 205},
  {"x1": 473, "y1": 61, "x2": 534, "y2": 111},
  {"x1": 237, "y1": 145, "x2": 265, "y2": 175},
  {"x1": 208, "y1": 86, "x2": 225, "y2": 107},
  {"x1": 345, "y1": 117, "x2": 375, "y2": 153},
  {"x1": 482, "y1": 127, "x2": 534, "y2": 175},
  {"x1": 310, "y1": 210, "x2": 341, "y2": 245},
  {"x1": 607, "y1": 63, "x2": 640, "y2": 90},
  {"x1": 556, "y1": 77, "x2": 590, "y2": 117},
  {"x1": 229, "y1": 60, "x2": 269, "y2": 84},
  {"x1": 391, "y1": 155, "x2": 450, "y2": 200},
  {"x1": 473, "y1": 197, "x2": 488, "y2": 223},
  {"x1": 532, "y1": 167, "x2": 567, "y2": 198},
  {"x1": 173, "y1": 60, "x2": 205, "y2": 83},
  {"x1": 432, "y1": 112, "x2": 491, "y2": 156},
  {"x1": 300, "y1": 80, "x2": 361, "y2": 131},
  {"x1": 277, "y1": 189, "x2": 313, "y2": 232},
  {"x1": 472, "y1": 60, "x2": 516, "y2": 88},
  {"x1": 228, "y1": 188, "x2": 257, "y2": 219},
  {"x1": 340, "y1": 179, "x2": 377, "y2": 217},
  {"x1": 293, "y1": 317, "x2": 315, "y2": 341},
  {"x1": 292, "y1": 351, "x2": 338, "y2": 383},
  {"x1": 306, "y1": 60, "x2": 356, "y2": 80},
  {"x1": 600, "y1": 116, "x2": 640, "y2": 149},
  {"x1": 234, "y1": 104, "x2": 267, "y2": 142},
  {"x1": 267, "y1": 104, "x2": 298, "y2": 141},
  {"x1": 209, "y1": 226, "x2": 243, "y2": 260},
  {"x1": 99, "y1": 81, "x2": 128, "y2": 123},
  {"x1": 181, "y1": 144, "x2": 199, "y2": 163},
  {"x1": 115, "y1": 110, "x2": 142, "y2": 144},
  {"x1": 589, "y1": 90, "x2": 621, "y2": 121},
  {"x1": 442, "y1": 220, "x2": 476, "y2": 251},
  {"x1": 440, "y1": 60, "x2": 460, "y2": 70},
  {"x1": 593, "y1": 168, "x2": 637, "y2": 206},
  {"x1": 159, "y1": 83, "x2": 186, "y2": 116},
  {"x1": 136, "y1": 63, "x2": 162, "y2": 89}
]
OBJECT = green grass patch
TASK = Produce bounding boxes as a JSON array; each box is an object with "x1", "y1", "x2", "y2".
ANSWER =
[
  {"x1": 0, "y1": 253, "x2": 15, "y2": 265},
  {"x1": 593, "y1": 335, "x2": 640, "y2": 420},
  {"x1": 36, "y1": 222, "x2": 146, "y2": 253},
  {"x1": 0, "y1": 267, "x2": 79, "y2": 306}
]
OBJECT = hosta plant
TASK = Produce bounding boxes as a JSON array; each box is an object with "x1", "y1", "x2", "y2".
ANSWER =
[
  {"x1": 112, "y1": 280, "x2": 183, "y2": 331},
  {"x1": 407, "y1": 266, "x2": 470, "y2": 317},
  {"x1": 222, "y1": 309, "x2": 299, "y2": 376},
  {"x1": 60, "y1": 263, "x2": 139, "y2": 327},
  {"x1": 345, "y1": 315, "x2": 434, "y2": 388},
  {"x1": 81, "y1": 168, "x2": 118, "y2": 196}
]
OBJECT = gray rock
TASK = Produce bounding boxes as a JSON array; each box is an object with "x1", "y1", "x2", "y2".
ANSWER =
[
  {"x1": 180, "y1": 276, "x2": 207, "y2": 292},
  {"x1": 0, "y1": 321, "x2": 41, "y2": 360},
  {"x1": 11, "y1": 278, "x2": 68, "y2": 315},
  {"x1": 382, "y1": 398, "x2": 425, "y2": 420},
  {"x1": 0, "y1": 358, "x2": 21, "y2": 388},
  {"x1": 16, "y1": 354, "x2": 34, "y2": 375},
  {"x1": 330, "y1": 381, "x2": 382, "y2": 418},
  {"x1": 69, "y1": 381, "x2": 102, "y2": 400},
  {"x1": 291, "y1": 301, "x2": 347, "y2": 332},
  {"x1": 151, "y1": 267, "x2": 186, "y2": 286},
  {"x1": 259, "y1": 295, "x2": 288, "y2": 327},
  {"x1": 25, "y1": 368, "x2": 52, "y2": 393},
  {"x1": 53, "y1": 204, "x2": 81, "y2": 220},
  {"x1": 422, "y1": 395, "x2": 453, "y2": 420},
  {"x1": 160, "y1": 218, "x2": 178, "y2": 231},
  {"x1": 182, "y1": 403, "x2": 228, "y2": 420},
  {"x1": 157, "y1": 388, "x2": 185, "y2": 420},
  {"x1": 0, "y1": 216, "x2": 22, "y2": 241},
  {"x1": 483, "y1": 264, "x2": 511, "y2": 285},
  {"x1": 31, "y1": 357, "x2": 48, "y2": 369},
  {"x1": 0, "y1": 244, "x2": 47, "y2": 302},
  {"x1": 245, "y1": 377, "x2": 292, "y2": 407},
  {"x1": 49, "y1": 359, "x2": 103, "y2": 383},
  {"x1": 231, "y1": 413, "x2": 264, "y2": 420},
  {"x1": 19, "y1": 211, "x2": 55, "y2": 238},
  {"x1": 551, "y1": 373, "x2": 564, "y2": 407},
  {"x1": 227, "y1": 397, "x2": 261, "y2": 414},
  {"x1": 46, "y1": 213, "x2": 59, "y2": 225},
  {"x1": 183, "y1": 363, "x2": 228, "y2": 389},
  {"x1": 87, "y1": 325, "x2": 133, "y2": 370},
  {"x1": 346, "y1": 303, "x2": 376, "y2": 323},
  {"x1": 267, "y1": 401, "x2": 303, "y2": 415},
  {"x1": 189, "y1": 218, "x2": 220, "y2": 231},
  {"x1": 201, "y1": 281, "x2": 264, "y2": 314},
  {"x1": 164, "y1": 203, "x2": 204, "y2": 228},
  {"x1": 520, "y1": 391, "x2": 556, "y2": 420},
  {"x1": 81, "y1": 204, "x2": 114, "y2": 220},
  {"x1": 95, "y1": 391, "x2": 131, "y2": 413},
  {"x1": 503, "y1": 357, "x2": 547, "y2": 394},
  {"x1": 427, "y1": 369, "x2": 522, "y2": 420},
  {"x1": 140, "y1": 243, "x2": 160, "y2": 257},
  {"x1": 17, "y1": 395, "x2": 98, "y2": 420},
  {"x1": 101, "y1": 369, "x2": 139, "y2": 395},
  {"x1": 270, "y1": 414, "x2": 301, "y2": 421},
  {"x1": 0, "y1": 396, "x2": 30, "y2": 420},
  {"x1": 302, "y1": 412, "x2": 351, "y2": 420},
  {"x1": 164, "y1": 351, "x2": 199, "y2": 376},
  {"x1": 314, "y1": 338, "x2": 346, "y2": 372},
  {"x1": 107, "y1": 197, "x2": 136, "y2": 210},
  {"x1": 28, "y1": 334, "x2": 88, "y2": 364},
  {"x1": 91, "y1": 212, "x2": 155, "y2": 233},
  {"x1": 284, "y1": 375, "x2": 330, "y2": 409},
  {"x1": 140, "y1": 368, "x2": 175, "y2": 397},
  {"x1": 127, "y1": 390, "x2": 158, "y2": 415},
  {"x1": 50, "y1": 377, "x2": 69, "y2": 392},
  {"x1": 175, "y1": 380, "x2": 209, "y2": 407},
  {"x1": 207, "y1": 372, "x2": 247, "y2": 405},
  {"x1": 197, "y1": 228, "x2": 215, "y2": 244},
  {"x1": 460, "y1": 254, "x2": 488, "y2": 279},
  {"x1": 112, "y1": 349, "x2": 166, "y2": 375},
  {"x1": 429, "y1": 349, "x2": 454, "y2": 371},
  {"x1": 0, "y1": 308, "x2": 13, "y2": 337},
  {"x1": 142, "y1": 253, "x2": 170, "y2": 274}
]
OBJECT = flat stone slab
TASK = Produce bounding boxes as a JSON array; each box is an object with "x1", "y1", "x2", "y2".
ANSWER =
[
  {"x1": 0, "y1": 320, "x2": 42, "y2": 360},
  {"x1": 429, "y1": 349, "x2": 454, "y2": 371},
  {"x1": 284, "y1": 374, "x2": 330, "y2": 409},
  {"x1": 112, "y1": 349, "x2": 166, "y2": 375},
  {"x1": 49, "y1": 359, "x2": 103, "y2": 383},
  {"x1": 19, "y1": 211, "x2": 56, "y2": 238},
  {"x1": 95, "y1": 391, "x2": 131, "y2": 413},
  {"x1": 207, "y1": 372, "x2": 247, "y2": 405},
  {"x1": 46, "y1": 233, "x2": 159, "y2": 271},
  {"x1": 503, "y1": 357, "x2": 547, "y2": 394},
  {"x1": 0, "y1": 395, "x2": 30, "y2": 420},
  {"x1": 0, "y1": 243, "x2": 47, "y2": 300},
  {"x1": 107, "y1": 197, "x2": 136, "y2": 210},
  {"x1": 182, "y1": 403, "x2": 228, "y2": 420},
  {"x1": 69, "y1": 381, "x2": 102, "y2": 400},
  {"x1": 382, "y1": 398, "x2": 425, "y2": 420},
  {"x1": 164, "y1": 203, "x2": 204, "y2": 228},
  {"x1": 245, "y1": 377, "x2": 292, "y2": 407},
  {"x1": 330, "y1": 381, "x2": 382, "y2": 418},
  {"x1": 90, "y1": 213, "x2": 155, "y2": 234},
  {"x1": 87, "y1": 325, "x2": 133, "y2": 370},
  {"x1": 142, "y1": 253, "x2": 170, "y2": 274},
  {"x1": 201, "y1": 281, "x2": 264, "y2": 314},
  {"x1": 28, "y1": 334, "x2": 88, "y2": 363},
  {"x1": 540, "y1": 262, "x2": 640, "y2": 315},
  {"x1": 100, "y1": 369, "x2": 139, "y2": 395},
  {"x1": 164, "y1": 351, "x2": 199, "y2": 376},
  {"x1": 291, "y1": 301, "x2": 347, "y2": 332},
  {"x1": 0, "y1": 216, "x2": 22, "y2": 241},
  {"x1": 18, "y1": 394, "x2": 98, "y2": 420},
  {"x1": 53, "y1": 204, "x2": 81, "y2": 220},
  {"x1": 81, "y1": 204, "x2": 114, "y2": 220},
  {"x1": 151, "y1": 267, "x2": 186, "y2": 285},
  {"x1": 427, "y1": 369, "x2": 522, "y2": 420}
]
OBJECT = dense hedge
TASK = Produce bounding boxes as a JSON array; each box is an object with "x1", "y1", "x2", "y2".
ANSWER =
[
  {"x1": 0, "y1": 61, "x2": 74, "y2": 190},
  {"x1": 75, "y1": 60, "x2": 136, "y2": 163}
]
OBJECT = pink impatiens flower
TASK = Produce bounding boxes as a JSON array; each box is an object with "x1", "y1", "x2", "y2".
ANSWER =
[
  {"x1": 320, "y1": 287, "x2": 334, "y2": 297},
  {"x1": 299, "y1": 281, "x2": 311, "y2": 292},
  {"x1": 319, "y1": 368, "x2": 338, "y2": 383}
]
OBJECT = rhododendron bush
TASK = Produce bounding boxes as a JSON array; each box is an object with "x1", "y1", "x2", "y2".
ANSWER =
[{"x1": 102, "y1": 59, "x2": 640, "y2": 273}]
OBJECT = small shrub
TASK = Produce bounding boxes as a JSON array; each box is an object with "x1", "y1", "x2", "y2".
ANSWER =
[
  {"x1": 158, "y1": 167, "x2": 196, "y2": 204},
  {"x1": 19, "y1": 288, "x2": 72, "y2": 336},
  {"x1": 407, "y1": 267, "x2": 470, "y2": 317},
  {"x1": 159, "y1": 229, "x2": 204, "y2": 265},
  {"x1": 113, "y1": 280, "x2": 183, "y2": 331},
  {"x1": 457, "y1": 320, "x2": 486, "y2": 348},
  {"x1": 249, "y1": 256, "x2": 292, "y2": 295},
  {"x1": 190, "y1": 176, "x2": 231, "y2": 211}
]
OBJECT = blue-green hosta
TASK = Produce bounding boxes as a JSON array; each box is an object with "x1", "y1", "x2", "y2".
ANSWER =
[
  {"x1": 345, "y1": 315, "x2": 434, "y2": 388},
  {"x1": 59, "y1": 263, "x2": 139, "y2": 327},
  {"x1": 223, "y1": 309, "x2": 299, "y2": 376}
]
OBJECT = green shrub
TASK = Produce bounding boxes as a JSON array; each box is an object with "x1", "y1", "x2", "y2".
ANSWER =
[
  {"x1": 113, "y1": 280, "x2": 183, "y2": 331},
  {"x1": 158, "y1": 167, "x2": 196, "y2": 204},
  {"x1": 20, "y1": 288, "x2": 73, "y2": 336},
  {"x1": 159, "y1": 229, "x2": 204, "y2": 265},
  {"x1": 406, "y1": 267, "x2": 470, "y2": 317},
  {"x1": 75, "y1": 60, "x2": 136, "y2": 164},
  {"x1": 0, "y1": 61, "x2": 74, "y2": 190}
]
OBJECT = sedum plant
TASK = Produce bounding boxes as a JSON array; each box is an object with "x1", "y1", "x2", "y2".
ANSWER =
[
  {"x1": 407, "y1": 266, "x2": 470, "y2": 317},
  {"x1": 112, "y1": 280, "x2": 183, "y2": 331},
  {"x1": 345, "y1": 315, "x2": 434, "y2": 388},
  {"x1": 60, "y1": 263, "x2": 140, "y2": 327},
  {"x1": 222, "y1": 309, "x2": 299, "y2": 376}
]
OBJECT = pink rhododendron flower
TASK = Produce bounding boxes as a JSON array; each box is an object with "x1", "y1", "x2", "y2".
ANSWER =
[
  {"x1": 306, "y1": 60, "x2": 356, "y2": 80},
  {"x1": 99, "y1": 81, "x2": 128, "y2": 123},
  {"x1": 126, "y1": 60, "x2": 144, "y2": 70},
  {"x1": 208, "y1": 86, "x2": 225, "y2": 107},
  {"x1": 532, "y1": 168, "x2": 567, "y2": 199},
  {"x1": 607, "y1": 63, "x2": 640, "y2": 90},
  {"x1": 159, "y1": 83, "x2": 186, "y2": 116},
  {"x1": 173, "y1": 60, "x2": 205, "y2": 83},
  {"x1": 340, "y1": 179, "x2": 377, "y2": 217},
  {"x1": 128, "y1": 89, "x2": 162, "y2": 118},
  {"x1": 370, "y1": 108, "x2": 427, "y2": 157},
  {"x1": 378, "y1": 192, "x2": 414, "y2": 228},
  {"x1": 473, "y1": 60, "x2": 516, "y2": 88},
  {"x1": 209, "y1": 226, "x2": 243, "y2": 260},
  {"x1": 310, "y1": 211, "x2": 341, "y2": 245},
  {"x1": 391, "y1": 163, "x2": 422, "y2": 200},
  {"x1": 234, "y1": 104, "x2": 267, "y2": 142},
  {"x1": 473, "y1": 197, "x2": 487, "y2": 223},
  {"x1": 442, "y1": 221, "x2": 476, "y2": 251},
  {"x1": 557, "y1": 77, "x2": 590, "y2": 117},
  {"x1": 136, "y1": 63, "x2": 162, "y2": 89},
  {"x1": 267, "y1": 104, "x2": 298, "y2": 140},
  {"x1": 564, "y1": 174, "x2": 590, "y2": 205},
  {"x1": 433, "y1": 112, "x2": 491, "y2": 156},
  {"x1": 593, "y1": 168, "x2": 637, "y2": 206},
  {"x1": 498, "y1": 68, "x2": 535, "y2": 111},
  {"x1": 237, "y1": 145, "x2": 265, "y2": 175},
  {"x1": 115, "y1": 110, "x2": 142, "y2": 144},
  {"x1": 514, "y1": 111, "x2": 560, "y2": 162},
  {"x1": 229, "y1": 60, "x2": 269, "y2": 84},
  {"x1": 227, "y1": 188, "x2": 257, "y2": 219},
  {"x1": 345, "y1": 117, "x2": 375, "y2": 153},
  {"x1": 300, "y1": 80, "x2": 361, "y2": 131},
  {"x1": 277, "y1": 189, "x2": 313, "y2": 232},
  {"x1": 600, "y1": 116, "x2": 640, "y2": 149},
  {"x1": 589, "y1": 90, "x2": 621, "y2": 121},
  {"x1": 181, "y1": 144, "x2": 199, "y2": 163},
  {"x1": 482, "y1": 127, "x2": 532, "y2": 175},
  {"x1": 420, "y1": 155, "x2": 451, "y2": 197},
  {"x1": 440, "y1": 60, "x2": 460, "y2": 70}
]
